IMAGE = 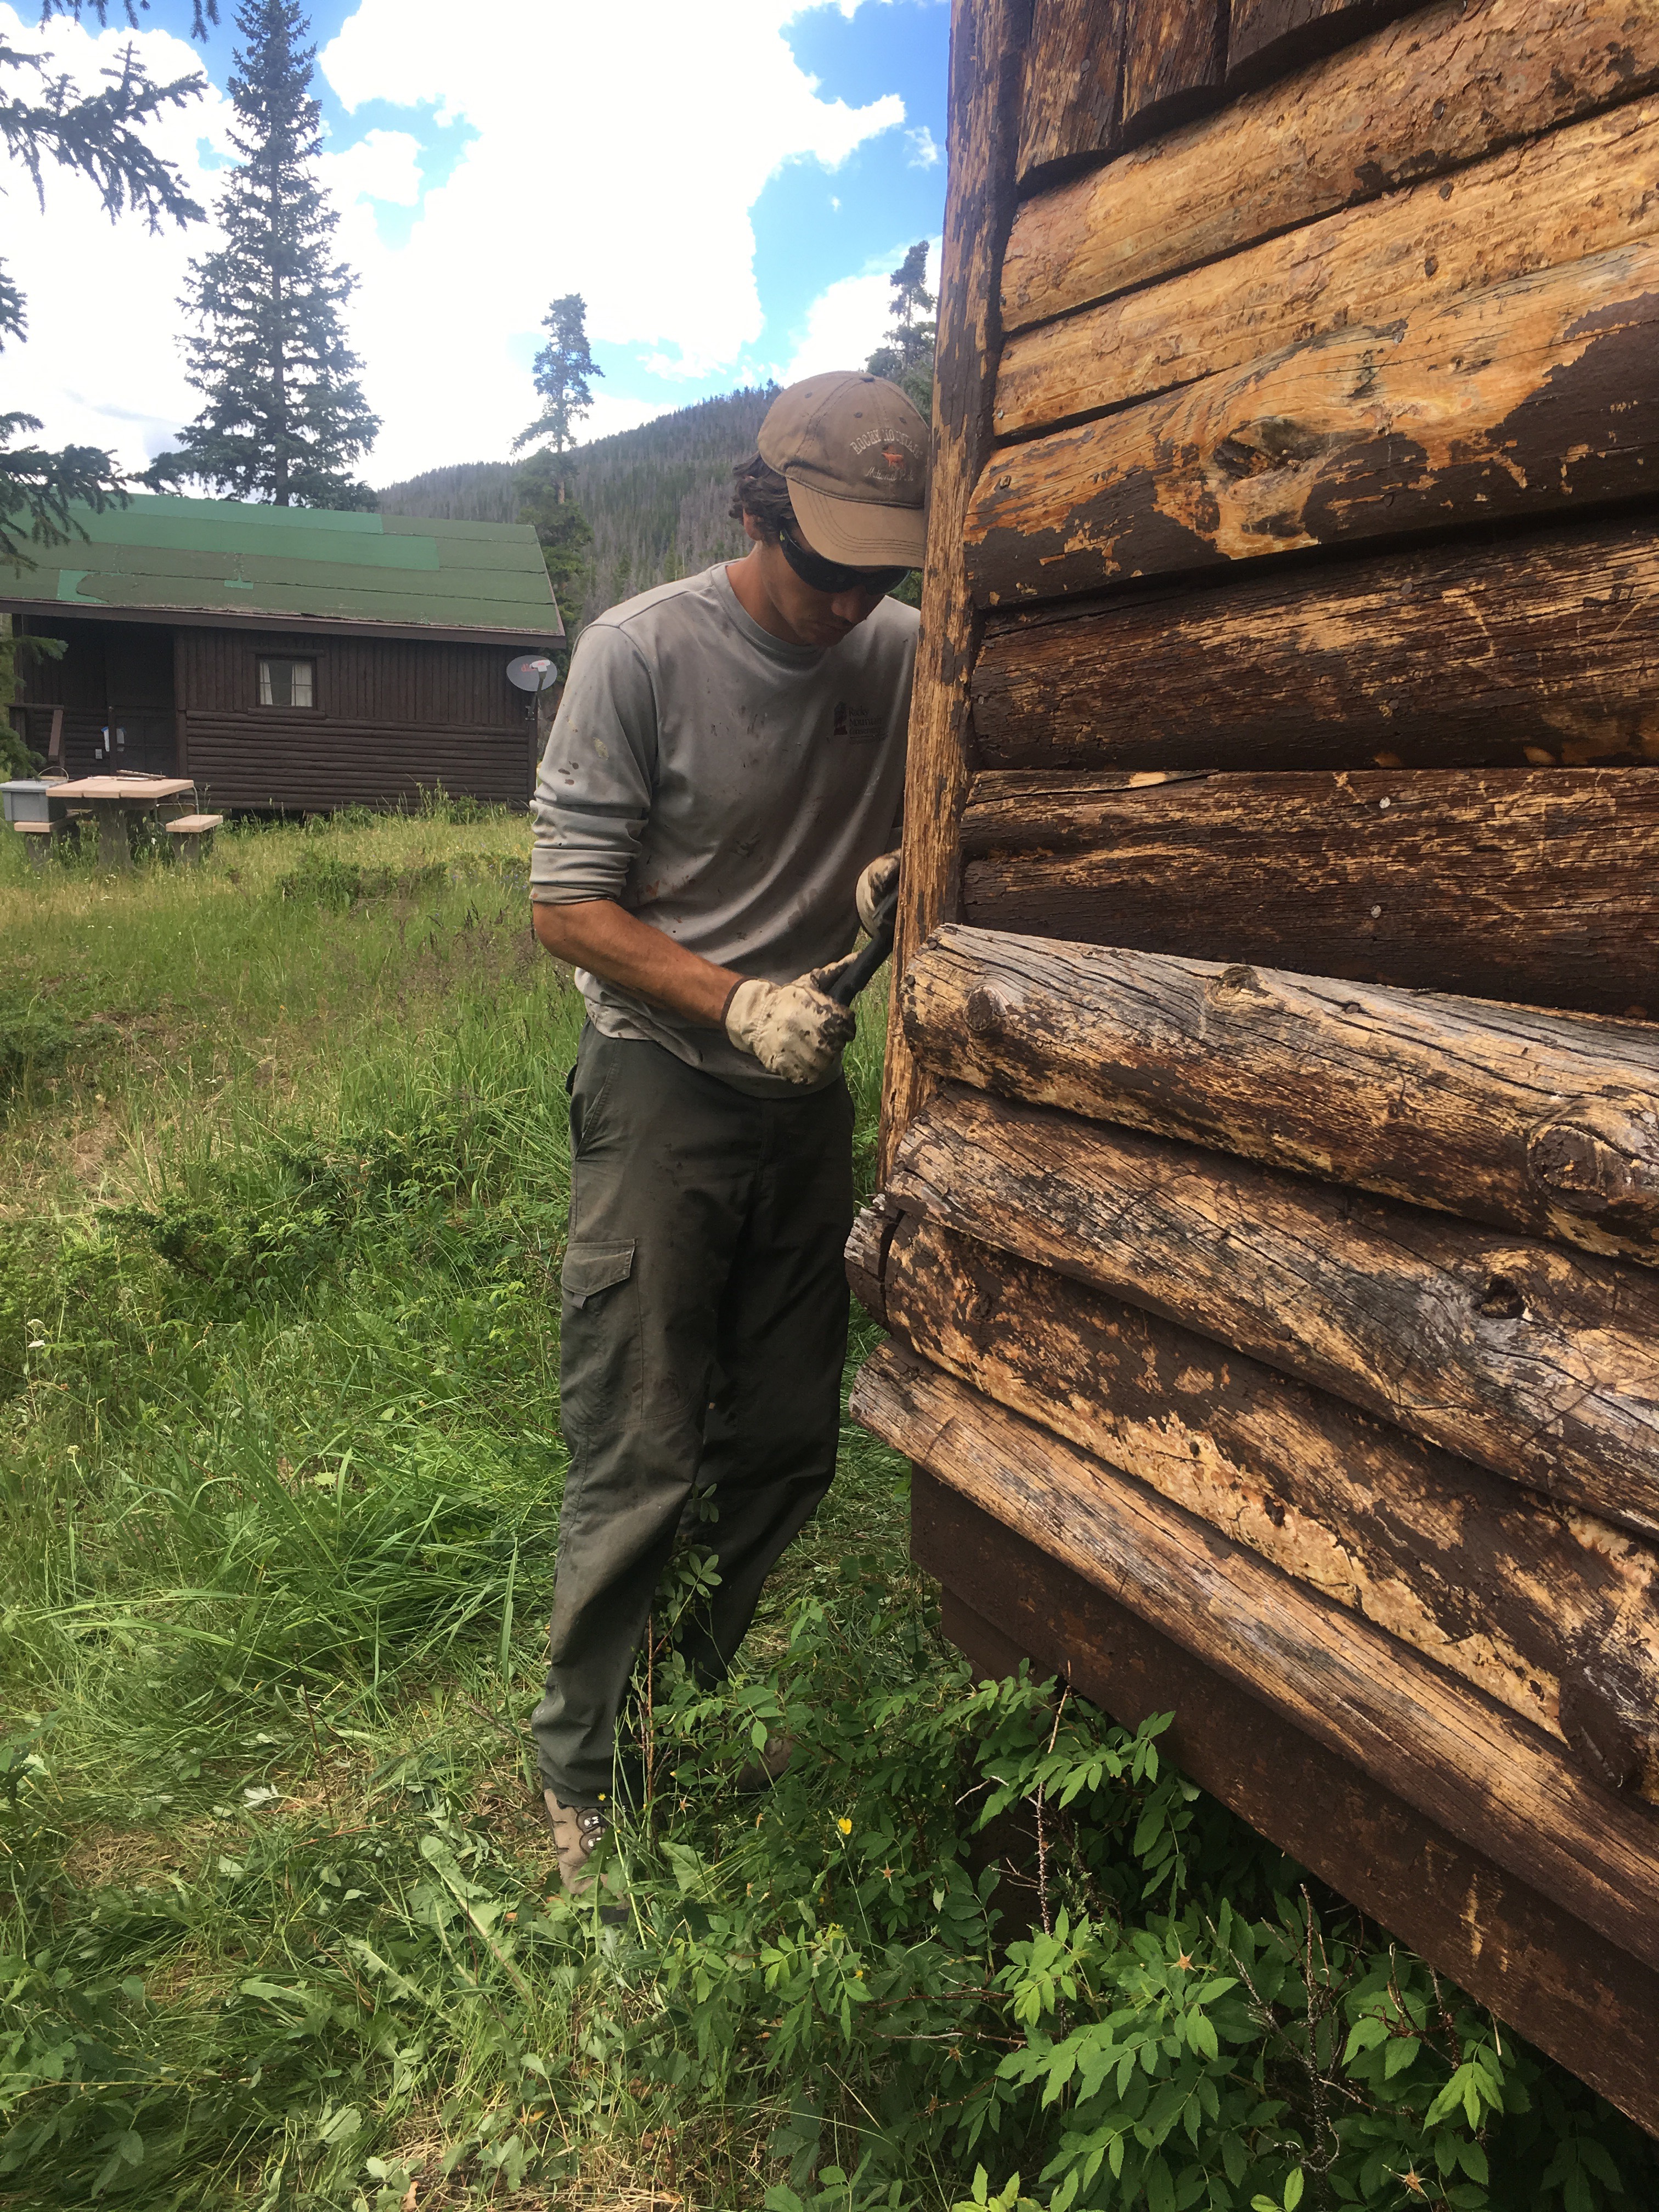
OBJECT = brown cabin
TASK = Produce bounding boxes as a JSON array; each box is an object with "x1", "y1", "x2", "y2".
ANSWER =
[
  {"x1": 0, "y1": 494, "x2": 562, "y2": 810},
  {"x1": 850, "y1": 0, "x2": 1659, "y2": 2132}
]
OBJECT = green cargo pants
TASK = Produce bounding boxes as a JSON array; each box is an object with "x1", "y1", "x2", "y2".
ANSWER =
[{"x1": 529, "y1": 1026, "x2": 855, "y2": 1807}]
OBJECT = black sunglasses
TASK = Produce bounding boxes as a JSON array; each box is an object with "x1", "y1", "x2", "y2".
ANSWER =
[{"x1": 777, "y1": 520, "x2": 910, "y2": 599}]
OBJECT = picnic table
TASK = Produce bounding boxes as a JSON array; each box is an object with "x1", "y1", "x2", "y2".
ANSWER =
[{"x1": 45, "y1": 775, "x2": 199, "y2": 871}]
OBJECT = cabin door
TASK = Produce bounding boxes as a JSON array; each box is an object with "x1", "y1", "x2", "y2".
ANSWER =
[{"x1": 97, "y1": 711, "x2": 176, "y2": 775}]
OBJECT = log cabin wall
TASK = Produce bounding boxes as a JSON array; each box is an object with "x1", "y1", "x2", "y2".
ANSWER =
[
  {"x1": 11, "y1": 617, "x2": 538, "y2": 806},
  {"x1": 854, "y1": 0, "x2": 1659, "y2": 2132},
  {"x1": 173, "y1": 628, "x2": 534, "y2": 810},
  {"x1": 7, "y1": 616, "x2": 126, "y2": 774}
]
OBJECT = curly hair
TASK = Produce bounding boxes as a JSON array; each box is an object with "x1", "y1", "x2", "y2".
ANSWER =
[{"x1": 728, "y1": 454, "x2": 795, "y2": 540}]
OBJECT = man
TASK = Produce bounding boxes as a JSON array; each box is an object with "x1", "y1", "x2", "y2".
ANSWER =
[{"x1": 527, "y1": 371, "x2": 928, "y2": 1900}]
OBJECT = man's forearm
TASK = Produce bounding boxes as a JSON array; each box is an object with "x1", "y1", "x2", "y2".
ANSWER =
[{"x1": 532, "y1": 899, "x2": 744, "y2": 1028}]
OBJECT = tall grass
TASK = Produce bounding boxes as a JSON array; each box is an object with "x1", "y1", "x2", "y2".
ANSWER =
[{"x1": 0, "y1": 816, "x2": 1650, "y2": 2211}]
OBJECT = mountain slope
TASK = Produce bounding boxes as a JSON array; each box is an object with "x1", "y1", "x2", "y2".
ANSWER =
[{"x1": 378, "y1": 386, "x2": 778, "y2": 633}]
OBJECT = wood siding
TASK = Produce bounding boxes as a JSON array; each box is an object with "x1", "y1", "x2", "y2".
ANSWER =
[
  {"x1": 173, "y1": 628, "x2": 524, "y2": 731},
  {"x1": 181, "y1": 718, "x2": 531, "y2": 810},
  {"x1": 8, "y1": 614, "x2": 538, "y2": 805}
]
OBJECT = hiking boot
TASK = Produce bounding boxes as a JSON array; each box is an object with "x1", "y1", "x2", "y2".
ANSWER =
[
  {"x1": 540, "y1": 1788, "x2": 624, "y2": 1916},
  {"x1": 733, "y1": 1732, "x2": 797, "y2": 1795}
]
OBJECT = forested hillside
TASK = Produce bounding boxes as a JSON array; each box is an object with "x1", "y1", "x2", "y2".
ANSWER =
[{"x1": 378, "y1": 386, "x2": 778, "y2": 633}]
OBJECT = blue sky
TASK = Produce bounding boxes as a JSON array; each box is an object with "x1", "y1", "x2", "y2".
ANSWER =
[{"x1": 3, "y1": 0, "x2": 948, "y2": 478}]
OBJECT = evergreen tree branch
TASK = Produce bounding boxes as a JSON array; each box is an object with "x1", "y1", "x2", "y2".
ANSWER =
[
  {"x1": 0, "y1": 262, "x2": 25, "y2": 350},
  {"x1": 0, "y1": 414, "x2": 127, "y2": 566},
  {"x1": 0, "y1": 35, "x2": 207, "y2": 230},
  {"x1": 36, "y1": 0, "x2": 220, "y2": 37}
]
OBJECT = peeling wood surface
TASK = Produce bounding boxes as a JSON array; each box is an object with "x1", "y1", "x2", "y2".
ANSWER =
[
  {"x1": 969, "y1": 241, "x2": 1659, "y2": 607},
  {"x1": 1224, "y1": 0, "x2": 1421, "y2": 91},
  {"x1": 885, "y1": 1213, "x2": 1659, "y2": 1795},
  {"x1": 884, "y1": 1086, "x2": 1659, "y2": 1537},
  {"x1": 970, "y1": 517, "x2": 1659, "y2": 772},
  {"x1": 920, "y1": 1480, "x2": 1659, "y2": 2141},
  {"x1": 880, "y1": 0, "x2": 1033, "y2": 1175},
  {"x1": 957, "y1": 766, "x2": 1659, "y2": 1015},
  {"x1": 1120, "y1": 0, "x2": 1227, "y2": 142},
  {"x1": 995, "y1": 96, "x2": 1659, "y2": 437},
  {"x1": 900, "y1": 926, "x2": 1659, "y2": 1265},
  {"x1": 1016, "y1": 0, "x2": 1125, "y2": 185},
  {"x1": 1001, "y1": 0, "x2": 1659, "y2": 330},
  {"x1": 855, "y1": 1343, "x2": 1659, "y2": 1973}
]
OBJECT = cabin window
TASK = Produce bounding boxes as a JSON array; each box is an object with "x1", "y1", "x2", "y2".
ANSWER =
[{"x1": 257, "y1": 657, "x2": 315, "y2": 709}]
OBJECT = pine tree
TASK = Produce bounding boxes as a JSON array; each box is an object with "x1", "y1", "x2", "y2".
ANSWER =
[
  {"x1": 145, "y1": 0, "x2": 379, "y2": 507},
  {"x1": 515, "y1": 447, "x2": 594, "y2": 658},
  {"x1": 866, "y1": 240, "x2": 936, "y2": 422},
  {"x1": 513, "y1": 294, "x2": 602, "y2": 455}
]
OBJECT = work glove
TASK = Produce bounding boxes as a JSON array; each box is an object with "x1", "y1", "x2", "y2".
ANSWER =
[
  {"x1": 855, "y1": 849, "x2": 901, "y2": 935},
  {"x1": 725, "y1": 970, "x2": 857, "y2": 1084}
]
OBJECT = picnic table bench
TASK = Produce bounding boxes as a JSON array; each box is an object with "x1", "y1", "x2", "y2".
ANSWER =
[
  {"x1": 5, "y1": 775, "x2": 201, "y2": 871},
  {"x1": 165, "y1": 813, "x2": 224, "y2": 864}
]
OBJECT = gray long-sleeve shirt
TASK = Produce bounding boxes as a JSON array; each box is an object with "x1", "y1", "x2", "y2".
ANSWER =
[{"x1": 531, "y1": 561, "x2": 917, "y2": 1094}]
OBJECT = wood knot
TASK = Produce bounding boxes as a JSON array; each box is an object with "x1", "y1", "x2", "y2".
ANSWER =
[
  {"x1": 1204, "y1": 963, "x2": 1266, "y2": 1008},
  {"x1": 1477, "y1": 1273, "x2": 1525, "y2": 1321},
  {"x1": 1212, "y1": 415, "x2": 1334, "y2": 479},
  {"x1": 964, "y1": 988, "x2": 1005, "y2": 1036}
]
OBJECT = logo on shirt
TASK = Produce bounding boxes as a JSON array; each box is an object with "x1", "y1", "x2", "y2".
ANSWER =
[{"x1": 833, "y1": 701, "x2": 884, "y2": 744}]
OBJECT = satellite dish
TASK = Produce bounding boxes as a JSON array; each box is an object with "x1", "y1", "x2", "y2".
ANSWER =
[{"x1": 507, "y1": 653, "x2": 560, "y2": 693}]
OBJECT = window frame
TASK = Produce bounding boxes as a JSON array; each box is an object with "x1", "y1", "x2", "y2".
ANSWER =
[{"x1": 254, "y1": 652, "x2": 321, "y2": 714}]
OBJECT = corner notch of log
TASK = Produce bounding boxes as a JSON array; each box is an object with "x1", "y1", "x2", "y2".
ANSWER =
[
  {"x1": 845, "y1": 1197, "x2": 907, "y2": 1326},
  {"x1": 1527, "y1": 1099, "x2": 1659, "y2": 1242}
]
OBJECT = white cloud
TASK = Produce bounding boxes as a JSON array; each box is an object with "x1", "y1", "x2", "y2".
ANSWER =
[
  {"x1": 905, "y1": 125, "x2": 940, "y2": 167},
  {"x1": 318, "y1": 0, "x2": 907, "y2": 476},
  {"x1": 1, "y1": 0, "x2": 915, "y2": 487},
  {"x1": 320, "y1": 127, "x2": 424, "y2": 208},
  {"x1": 776, "y1": 235, "x2": 940, "y2": 385}
]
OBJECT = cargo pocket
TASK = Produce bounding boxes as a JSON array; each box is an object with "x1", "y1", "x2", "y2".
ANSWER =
[
  {"x1": 562, "y1": 1239, "x2": 635, "y2": 1309},
  {"x1": 559, "y1": 1240, "x2": 642, "y2": 1446}
]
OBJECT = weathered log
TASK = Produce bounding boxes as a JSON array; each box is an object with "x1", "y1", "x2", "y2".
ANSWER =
[
  {"x1": 956, "y1": 766, "x2": 1659, "y2": 1017},
  {"x1": 900, "y1": 926, "x2": 1659, "y2": 1265},
  {"x1": 1001, "y1": 0, "x2": 1659, "y2": 329},
  {"x1": 1120, "y1": 0, "x2": 1227, "y2": 143},
  {"x1": 921, "y1": 1479, "x2": 1659, "y2": 2142},
  {"x1": 881, "y1": 0, "x2": 1033, "y2": 1172},
  {"x1": 885, "y1": 1086, "x2": 1659, "y2": 1537},
  {"x1": 995, "y1": 95, "x2": 1659, "y2": 438},
  {"x1": 854, "y1": 1342, "x2": 1659, "y2": 1973},
  {"x1": 883, "y1": 1212, "x2": 1659, "y2": 1794},
  {"x1": 1224, "y1": 0, "x2": 1419, "y2": 92},
  {"x1": 969, "y1": 516, "x2": 1659, "y2": 772},
  {"x1": 1015, "y1": 0, "x2": 1125, "y2": 187},
  {"x1": 970, "y1": 241, "x2": 1659, "y2": 607}
]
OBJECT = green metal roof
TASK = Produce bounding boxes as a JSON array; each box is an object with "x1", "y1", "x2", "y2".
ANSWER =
[{"x1": 0, "y1": 494, "x2": 562, "y2": 641}]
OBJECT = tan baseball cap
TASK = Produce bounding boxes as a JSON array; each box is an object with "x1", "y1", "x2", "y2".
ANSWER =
[{"x1": 758, "y1": 371, "x2": 929, "y2": 569}]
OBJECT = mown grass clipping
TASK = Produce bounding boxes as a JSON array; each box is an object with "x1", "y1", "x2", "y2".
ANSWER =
[{"x1": 0, "y1": 809, "x2": 1652, "y2": 2212}]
